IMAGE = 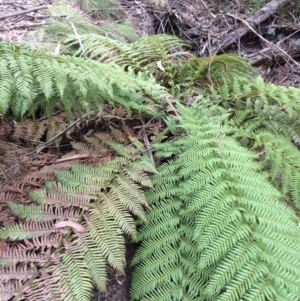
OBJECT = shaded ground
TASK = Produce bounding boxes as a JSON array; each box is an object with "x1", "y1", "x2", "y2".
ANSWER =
[{"x1": 95, "y1": 243, "x2": 136, "y2": 301}]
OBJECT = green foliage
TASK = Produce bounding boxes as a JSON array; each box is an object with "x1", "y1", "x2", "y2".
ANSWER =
[
  {"x1": 2, "y1": 33, "x2": 300, "y2": 301},
  {"x1": 131, "y1": 103, "x2": 300, "y2": 301},
  {"x1": 73, "y1": 0, "x2": 121, "y2": 18},
  {"x1": 210, "y1": 76, "x2": 300, "y2": 209},
  {"x1": 65, "y1": 33, "x2": 255, "y2": 95},
  {"x1": 0, "y1": 42, "x2": 165, "y2": 119},
  {"x1": 45, "y1": 1, "x2": 105, "y2": 37},
  {"x1": 43, "y1": 0, "x2": 136, "y2": 44},
  {"x1": 176, "y1": 54, "x2": 255, "y2": 87},
  {"x1": 65, "y1": 33, "x2": 188, "y2": 71},
  {"x1": 0, "y1": 141, "x2": 155, "y2": 300}
]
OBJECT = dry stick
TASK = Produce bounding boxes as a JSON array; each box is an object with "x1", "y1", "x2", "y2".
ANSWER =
[
  {"x1": 227, "y1": 13, "x2": 300, "y2": 68},
  {"x1": 142, "y1": 129, "x2": 155, "y2": 164},
  {"x1": 164, "y1": 96, "x2": 180, "y2": 117},
  {"x1": 52, "y1": 153, "x2": 91, "y2": 163},
  {"x1": 35, "y1": 111, "x2": 96, "y2": 154},
  {"x1": 70, "y1": 22, "x2": 85, "y2": 52},
  {"x1": 0, "y1": 5, "x2": 49, "y2": 21},
  {"x1": 212, "y1": 0, "x2": 290, "y2": 53}
]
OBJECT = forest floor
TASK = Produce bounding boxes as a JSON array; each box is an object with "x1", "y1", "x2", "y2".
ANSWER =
[
  {"x1": 0, "y1": 0, "x2": 300, "y2": 300},
  {"x1": 1, "y1": 0, "x2": 300, "y2": 87}
]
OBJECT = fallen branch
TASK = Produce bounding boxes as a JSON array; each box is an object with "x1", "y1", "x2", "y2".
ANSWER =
[
  {"x1": 70, "y1": 22, "x2": 85, "y2": 53},
  {"x1": 228, "y1": 13, "x2": 300, "y2": 67},
  {"x1": 0, "y1": 5, "x2": 49, "y2": 21},
  {"x1": 35, "y1": 111, "x2": 97, "y2": 154},
  {"x1": 249, "y1": 47, "x2": 300, "y2": 65},
  {"x1": 212, "y1": 0, "x2": 290, "y2": 53}
]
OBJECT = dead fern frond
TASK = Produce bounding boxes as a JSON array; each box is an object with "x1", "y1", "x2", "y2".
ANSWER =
[
  {"x1": 0, "y1": 249, "x2": 47, "y2": 267},
  {"x1": 0, "y1": 133, "x2": 155, "y2": 300},
  {"x1": 0, "y1": 264, "x2": 38, "y2": 281}
]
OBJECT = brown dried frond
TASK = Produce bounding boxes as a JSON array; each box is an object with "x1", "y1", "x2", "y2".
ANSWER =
[
  {"x1": 0, "y1": 264, "x2": 38, "y2": 281},
  {"x1": 11, "y1": 120, "x2": 48, "y2": 142},
  {"x1": 0, "y1": 121, "x2": 14, "y2": 139},
  {"x1": 22, "y1": 264, "x2": 62, "y2": 301},
  {"x1": 23, "y1": 161, "x2": 77, "y2": 184},
  {"x1": 109, "y1": 125, "x2": 129, "y2": 144},
  {"x1": 29, "y1": 186, "x2": 92, "y2": 209},
  {"x1": 0, "y1": 206, "x2": 16, "y2": 227},
  {"x1": 21, "y1": 234, "x2": 63, "y2": 251},
  {"x1": 0, "y1": 185, "x2": 31, "y2": 204},
  {"x1": 121, "y1": 120, "x2": 135, "y2": 138},
  {"x1": 0, "y1": 141, "x2": 34, "y2": 182},
  {"x1": 0, "y1": 248, "x2": 47, "y2": 267},
  {"x1": 0, "y1": 279, "x2": 22, "y2": 301}
]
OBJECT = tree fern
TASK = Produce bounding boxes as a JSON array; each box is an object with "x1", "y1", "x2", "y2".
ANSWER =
[
  {"x1": 211, "y1": 76, "x2": 300, "y2": 210},
  {"x1": 65, "y1": 34, "x2": 255, "y2": 94},
  {"x1": 131, "y1": 103, "x2": 300, "y2": 301},
  {"x1": 0, "y1": 42, "x2": 164, "y2": 119}
]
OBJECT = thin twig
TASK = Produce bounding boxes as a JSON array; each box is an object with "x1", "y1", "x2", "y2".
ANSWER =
[
  {"x1": 52, "y1": 153, "x2": 91, "y2": 163},
  {"x1": 0, "y1": 5, "x2": 49, "y2": 21},
  {"x1": 227, "y1": 13, "x2": 300, "y2": 67},
  {"x1": 142, "y1": 129, "x2": 155, "y2": 164},
  {"x1": 164, "y1": 96, "x2": 180, "y2": 117},
  {"x1": 70, "y1": 22, "x2": 84, "y2": 52},
  {"x1": 35, "y1": 111, "x2": 96, "y2": 154}
]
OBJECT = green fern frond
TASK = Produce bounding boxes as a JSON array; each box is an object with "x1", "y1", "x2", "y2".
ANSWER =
[
  {"x1": 0, "y1": 42, "x2": 165, "y2": 119},
  {"x1": 250, "y1": 131, "x2": 300, "y2": 209},
  {"x1": 0, "y1": 221, "x2": 57, "y2": 240},
  {"x1": 66, "y1": 33, "x2": 188, "y2": 65},
  {"x1": 131, "y1": 103, "x2": 300, "y2": 301},
  {"x1": 212, "y1": 76, "x2": 300, "y2": 210},
  {"x1": 176, "y1": 54, "x2": 255, "y2": 90},
  {"x1": 215, "y1": 76, "x2": 300, "y2": 141},
  {"x1": 73, "y1": 0, "x2": 120, "y2": 18},
  {"x1": 65, "y1": 33, "x2": 189, "y2": 89},
  {"x1": 80, "y1": 234, "x2": 107, "y2": 292},
  {"x1": 60, "y1": 252, "x2": 93, "y2": 301},
  {"x1": 45, "y1": 1, "x2": 107, "y2": 37}
]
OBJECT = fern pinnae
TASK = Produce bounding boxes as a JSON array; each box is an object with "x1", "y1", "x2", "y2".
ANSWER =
[
  {"x1": 80, "y1": 233, "x2": 107, "y2": 292},
  {"x1": 131, "y1": 103, "x2": 300, "y2": 301},
  {"x1": 98, "y1": 192, "x2": 137, "y2": 239},
  {"x1": 60, "y1": 252, "x2": 93, "y2": 301},
  {"x1": 0, "y1": 59, "x2": 13, "y2": 113},
  {"x1": 0, "y1": 42, "x2": 166, "y2": 119},
  {"x1": 88, "y1": 204, "x2": 126, "y2": 271},
  {"x1": 0, "y1": 221, "x2": 58, "y2": 240},
  {"x1": 7, "y1": 202, "x2": 83, "y2": 223}
]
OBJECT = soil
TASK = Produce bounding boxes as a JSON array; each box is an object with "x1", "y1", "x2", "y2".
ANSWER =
[{"x1": 95, "y1": 243, "x2": 136, "y2": 301}]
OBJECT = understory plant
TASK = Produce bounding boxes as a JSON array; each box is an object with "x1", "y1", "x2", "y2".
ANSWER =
[
  {"x1": 131, "y1": 102, "x2": 300, "y2": 301},
  {"x1": 0, "y1": 133, "x2": 156, "y2": 301},
  {"x1": 1, "y1": 34, "x2": 300, "y2": 301}
]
